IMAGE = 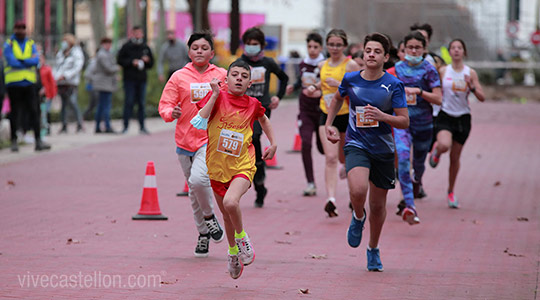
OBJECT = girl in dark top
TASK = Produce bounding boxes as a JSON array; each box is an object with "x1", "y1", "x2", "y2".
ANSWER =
[{"x1": 238, "y1": 27, "x2": 289, "y2": 208}]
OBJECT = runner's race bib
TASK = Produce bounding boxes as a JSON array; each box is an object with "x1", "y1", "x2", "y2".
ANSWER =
[
  {"x1": 301, "y1": 72, "x2": 317, "y2": 87},
  {"x1": 323, "y1": 93, "x2": 334, "y2": 108},
  {"x1": 406, "y1": 93, "x2": 417, "y2": 106},
  {"x1": 356, "y1": 106, "x2": 379, "y2": 128},
  {"x1": 452, "y1": 79, "x2": 468, "y2": 93},
  {"x1": 217, "y1": 129, "x2": 244, "y2": 157},
  {"x1": 190, "y1": 83, "x2": 211, "y2": 103},
  {"x1": 251, "y1": 67, "x2": 266, "y2": 84}
]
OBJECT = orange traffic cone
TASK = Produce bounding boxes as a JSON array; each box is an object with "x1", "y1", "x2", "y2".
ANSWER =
[
  {"x1": 176, "y1": 180, "x2": 189, "y2": 197},
  {"x1": 291, "y1": 121, "x2": 302, "y2": 152},
  {"x1": 132, "y1": 161, "x2": 168, "y2": 220}
]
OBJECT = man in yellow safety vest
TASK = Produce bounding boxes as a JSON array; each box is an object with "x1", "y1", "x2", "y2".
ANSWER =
[{"x1": 3, "y1": 20, "x2": 50, "y2": 152}]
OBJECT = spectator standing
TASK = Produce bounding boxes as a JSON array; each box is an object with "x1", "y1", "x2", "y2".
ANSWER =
[
  {"x1": 158, "y1": 30, "x2": 189, "y2": 83},
  {"x1": 93, "y1": 37, "x2": 120, "y2": 134},
  {"x1": 117, "y1": 25, "x2": 154, "y2": 134},
  {"x1": 54, "y1": 33, "x2": 85, "y2": 133},
  {"x1": 3, "y1": 21, "x2": 50, "y2": 151},
  {"x1": 38, "y1": 53, "x2": 57, "y2": 136}
]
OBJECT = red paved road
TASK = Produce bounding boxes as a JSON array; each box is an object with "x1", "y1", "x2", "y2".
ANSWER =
[{"x1": 0, "y1": 100, "x2": 539, "y2": 299}]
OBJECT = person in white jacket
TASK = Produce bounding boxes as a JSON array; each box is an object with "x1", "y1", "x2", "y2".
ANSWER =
[{"x1": 54, "y1": 33, "x2": 85, "y2": 133}]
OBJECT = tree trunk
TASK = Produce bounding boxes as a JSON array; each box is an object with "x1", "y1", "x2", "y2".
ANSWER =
[
  {"x1": 88, "y1": 0, "x2": 106, "y2": 46},
  {"x1": 188, "y1": 0, "x2": 210, "y2": 31},
  {"x1": 230, "y1": 0, "x2": 240, "y2": 55}
]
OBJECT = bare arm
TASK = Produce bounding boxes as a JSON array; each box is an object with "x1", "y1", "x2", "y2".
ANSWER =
[
  {"x1": 468, "y1": 69, "x2": 485, "y2": 102},
  {"x1": 364, "y1": 106, "x2": 409, "y2": 129},
  {"x1": 324, "y1": 92, "x2": 345, "y2": 144},
  {"x1": 198, "y1": 78, "x2": 221, "y2": 119},
  {"x1": 258, "y1": 114, "x2": 277, "y2": 160}
]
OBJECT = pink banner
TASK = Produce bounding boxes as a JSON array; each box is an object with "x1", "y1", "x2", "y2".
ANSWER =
[{"x1": 163, "y1": 12, "x2": 265, "y2": 42}]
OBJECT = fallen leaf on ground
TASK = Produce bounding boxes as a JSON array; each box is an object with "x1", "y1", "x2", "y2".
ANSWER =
[
  {"x1": 160, "y1": 279, "x2": 179, "y2": 285},
  {"x1": 503, "y1": 248, "x2": 524, "y2": 257},
  {"x1": 472, "y1": 220, "x2": 481, "y2": 225},
  {"x1": 95, "y1": 232, "x2": 104, "y2": 236},
  {"x1": 7, "y1": 180, "x2": 15, "y2": 186},
  {"x1": 494, "y1": 181, "x2": 501, "y2": 186},
  {"x1": 299, "y1": 288, "x2": 310, "y2": 294},
  {"x1": 274, "y1": 240, "x2": 292, "y2": 245},
  {"x1": 284, "y1": 231, "x2": 301, "y2": 235},
  {"x1": 66, "y1": 238, "x2": 80, "y2": 245},
  {"x1": 110, "y1": 220, "x2": 117, "y2": 223},
  {"x1": 308, "y1": 253, "x2": 327, "y2": 259},
  {"x1": 516, "y1": 217, "x2": 529, "y2": 222}
]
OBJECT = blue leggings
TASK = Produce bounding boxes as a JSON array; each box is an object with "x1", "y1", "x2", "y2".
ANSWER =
[{"x1": 394, "y1": 126, "x2": 432, "y2": 207}]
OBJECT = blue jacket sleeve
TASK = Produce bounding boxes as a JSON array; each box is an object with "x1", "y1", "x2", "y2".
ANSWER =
[{"x1": 3, "y1": 42, "x2": 25, "y2": 69}]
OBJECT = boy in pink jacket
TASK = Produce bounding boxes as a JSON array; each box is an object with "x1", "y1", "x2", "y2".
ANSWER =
[{"x1": 158, "y1": 31, "x2": 226, "y2": 257}]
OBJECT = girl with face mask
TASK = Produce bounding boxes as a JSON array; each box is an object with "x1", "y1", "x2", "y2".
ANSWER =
[
  {"x1": 237, "y1": 27, "x2": 289, "y2": 208},
  {"x1": 393, "y1": 30, "x2": 442, "y2": 225}
]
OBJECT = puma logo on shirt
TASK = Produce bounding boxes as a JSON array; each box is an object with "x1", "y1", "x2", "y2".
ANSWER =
[{"x1": 380, "y1": 84, "x2": 391, "y2": 93}]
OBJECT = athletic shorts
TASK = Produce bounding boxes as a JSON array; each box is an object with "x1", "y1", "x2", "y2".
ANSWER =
[
  {"x1": 434, "y1": 111, "x2": 471, "y2": 145},
  {"x1": 319, "y1": 113, "x2": 348, "y2": 133},
  {"x1": 344, "y1": 145, "x2": 396, "y2": 190},
  {"x1": 210, "y1": 174, "x2": 250, "y2": 198}
]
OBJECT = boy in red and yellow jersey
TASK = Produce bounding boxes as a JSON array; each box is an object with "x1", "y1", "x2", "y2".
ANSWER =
[{"x1": 191, "y1": 60, "x2": 277, "y2": 279}]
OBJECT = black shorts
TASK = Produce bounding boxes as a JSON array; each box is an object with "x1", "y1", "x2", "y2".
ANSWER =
[
  {"x1": 319, "y1": 113, "x2": 348, "y2": 133},
  {"x1": 434, "y1": 111, "x2": 471, "y2": 145},
  {"x1": 344, "y1": 146, "x2": 396, "y2": 190}
]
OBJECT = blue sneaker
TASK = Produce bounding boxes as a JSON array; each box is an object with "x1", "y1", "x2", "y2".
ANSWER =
[
  {"x1": 366, "y1": 248, "x2": 384, "y2": 272},
  {"x1": 347, "y1": 209, "x2": 366, "y2": 248}
]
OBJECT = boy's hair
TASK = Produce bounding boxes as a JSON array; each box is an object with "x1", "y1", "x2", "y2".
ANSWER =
[
  {"x1": 404, "y1": 31, "x2": 427, "y2": 48},
  {"x1": 449, "y1": 38, "x2": 467, "y2": 57},
  {"x1": 228, "y1": 59, "x2": 252, "y2": 78},
  {"x1": 363, "y1": 32, "x2": 390, "y2": 55},
  {"x1": 326, "y1": 29, "x2": 348, "y2": 47},
  {"x1": 132, "y1": 25, "x2": 142, "y2": 31},
  {"x1": 306, "y1": 32, "x2": 323, "y2": 45},
  {"x1": 100, "y1": 37, "x2": 112, "y2": 44},
  {"x1": 410, "y1": 23, "x2": 433, "y2": 40},
  {"x1": 188, "y1": 30, "x2": 214, "y2": 50},
  {"x1": 242, "y1": 27, "x2": 266, "y2": 46},
  {"x1": 351, "y1": 49, "x2": 364, "y2": 60}
]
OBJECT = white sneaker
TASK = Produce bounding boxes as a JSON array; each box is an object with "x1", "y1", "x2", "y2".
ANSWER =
[
  {"x1": 303, "y1": 182, "x2": 316, "y2": 196},
  {"x1": 235, "y1": 234, "x2": 255, "y2": 266},
  {"x1": 227, "y1": 254, "x2": 243, "y2": 279}
]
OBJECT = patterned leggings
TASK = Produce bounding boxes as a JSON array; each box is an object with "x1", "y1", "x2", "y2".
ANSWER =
[{"x1": 394, "y1": 125, "x2": 432, "y2": 207}]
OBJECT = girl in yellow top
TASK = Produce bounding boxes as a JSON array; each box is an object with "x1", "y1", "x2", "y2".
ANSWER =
[{"x1": 306, "y1": 29, "x2": 361, "y2": 217}]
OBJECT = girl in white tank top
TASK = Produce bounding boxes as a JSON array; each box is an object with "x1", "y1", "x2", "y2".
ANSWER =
[
  {"x1": 429, "y1": 39, "x2": 485, "y2": 209},
  {"x1": 441, "y1": 64, "x2": 471, "y2": 117}
]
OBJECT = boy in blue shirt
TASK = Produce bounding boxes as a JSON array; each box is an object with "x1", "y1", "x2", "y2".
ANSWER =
[{"x1": 325, "y1": 33, "x2": 409, "y2": 271}]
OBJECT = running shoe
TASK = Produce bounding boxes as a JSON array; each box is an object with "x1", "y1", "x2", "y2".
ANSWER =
[
  {"x1": 254, "y1": 185, "x2": 267, "y2": 208},
  {"x1": 429, "y1": 148, "x2": 440, "y2": 168},
  {"x1": 324, "y1": 199, "x2": 338, "y2": 217},
  {"x1": 235, "y1": 234, "x2": 255, "y2": 266},
  {"x1": 347, "y1": 209, "x2": 366, "y2": 248},
  {"x1": 447, "y1": 192, "x2": 459, "y2": 209},
  {"x1": 227, "y1": 254, "x2": 243, "y2": 279},
  {"x1": 204, "y1": 215, "x2": 224, "y2": 243},
  {"x1": 303, "y1": 183, "x2": 316, "y2": 196},
  {"x1": 402, "y1": 206, "x2": 420, "y2": 225},
  {"x1": 194, "y1": 234, "x2": 210, "y2": 258},
  {"x1": 366, "y1": 248, "x2": 384, "y2": 272},
  {"x1": 413, "y1": 181, "x2": 427, "y2": 199},
  {"x1": 396, "y1": 199, "x2": 406, "y2": 216}
]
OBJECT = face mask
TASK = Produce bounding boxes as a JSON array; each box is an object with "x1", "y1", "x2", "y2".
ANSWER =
[
  {"x1": 405, "y1": 54, "x2": 423, "y2": 65},
  {"x1": 60, "y1": 41, "x2": 68, "y2": 50},
  {"x1": 132, "y1": 38, "x2": 143, "y2": 44},
  {"x1": 244, "y1": 45, "x2": 261, "y2": 56}
]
